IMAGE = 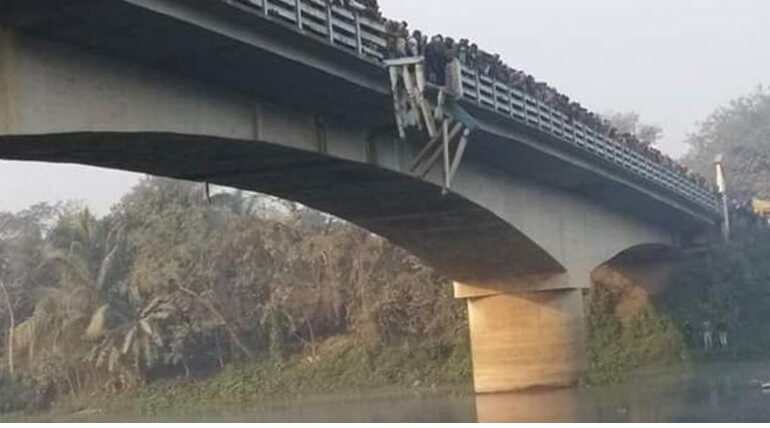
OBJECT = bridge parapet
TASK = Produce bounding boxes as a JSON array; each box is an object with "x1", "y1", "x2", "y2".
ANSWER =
[
  {"x1": 458, "y1": 67, "x2": 721, "y2": 216},
  {"x1": 231, "y1": 0, "x2": 386, "y2": 60}
]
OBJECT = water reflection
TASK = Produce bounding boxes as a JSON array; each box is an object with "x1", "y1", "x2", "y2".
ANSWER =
[
  {"x1": 475, "y1": 389, "x2": 580, "y2": 423},
  {"x1": 59, "y1": 361, "x2": 770, "y2": 422},
  {"x1": 474, "y1": 361, "x2": 770, "y2": 423}
]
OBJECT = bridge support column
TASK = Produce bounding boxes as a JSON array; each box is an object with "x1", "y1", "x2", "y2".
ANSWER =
[{"x1": 455, "y1": 280, "x2": 585, "y2": 393}]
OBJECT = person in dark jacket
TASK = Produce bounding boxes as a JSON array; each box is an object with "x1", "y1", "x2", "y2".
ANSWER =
[
  {"x1": 413, "y1": 30, "x2": 425, "y2": 55},
  {"x1": 425, "y1": 35, "x2": 446, "y2": 85},
  {"x1": 717, "y1": 321, "x2": 728, "y2": 348}
]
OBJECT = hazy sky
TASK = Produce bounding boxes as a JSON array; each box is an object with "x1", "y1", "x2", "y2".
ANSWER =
[{"x1": 1, "y1": 0, "x2": 768, "y2": 215}]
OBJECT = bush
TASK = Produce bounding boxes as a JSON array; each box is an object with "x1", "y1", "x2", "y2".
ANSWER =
[
  {"x1": 0, "y1": 372, "x2": 49, "y2": 414},
  {"x1": 584, "y1": 275, "x2": 686, "y2": 385},
  {"x1": 658, "y1": 231, "x2": 770, "y2": 359}
]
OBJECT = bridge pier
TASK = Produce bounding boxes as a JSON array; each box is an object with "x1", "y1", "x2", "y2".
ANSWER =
[{"x1": 455, "y1": 279, "x2": 585, "y2": 393}]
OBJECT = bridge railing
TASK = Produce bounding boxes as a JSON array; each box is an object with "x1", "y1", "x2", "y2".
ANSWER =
[
  {"x1": 227, "y1": 0, "x2": 720, "y2": 216},
  {"x1": 233, "y1": 0, "x2": 386, "y2": 60},
  {"x1": 459, "y1": 67, "x2": 721, "y2": 215}
]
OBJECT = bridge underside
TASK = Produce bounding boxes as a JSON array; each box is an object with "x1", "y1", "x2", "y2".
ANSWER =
[{"x1": 0, "y1": 132, "x2": 559, "y2": 284}]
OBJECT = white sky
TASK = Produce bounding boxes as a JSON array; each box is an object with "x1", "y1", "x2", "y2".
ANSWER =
[{"x1": 1, "y1": 0, "x2": 768, "y2": 215}]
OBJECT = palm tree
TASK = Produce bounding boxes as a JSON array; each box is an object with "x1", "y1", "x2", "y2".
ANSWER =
[
  {"x1": 10, "y1": 208, "x2": 128, "y2": 391},
  {"x1": 85, "y1": 293, "x2": 181, "y2": 388}
]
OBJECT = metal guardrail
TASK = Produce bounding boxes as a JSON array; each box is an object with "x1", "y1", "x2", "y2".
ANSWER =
[
  {"x1": 228, "y1": 0, "x2": 721, "y2": 217},
  {"x1": 234, "y1": 0, "x2": 387, "y2": 60},
  {"x1": 458, "y1": 68, "x2": 721, "y2": 214}
]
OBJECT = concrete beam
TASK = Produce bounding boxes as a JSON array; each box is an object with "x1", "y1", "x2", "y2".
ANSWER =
[{"x1": 454, "y1": 273, "x2": 571, "y2": 298}]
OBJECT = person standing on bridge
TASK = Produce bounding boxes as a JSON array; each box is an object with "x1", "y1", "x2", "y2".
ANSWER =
[
  {"x1": 717, "y1": 321, "x2": 728, "y2": 349},
  {"x1": 703, "y1": 321, "x2": 714, "y2": 351},
  {"x1": 407, "y1": 33, "x2": 419, "y2": 57},
  {"x1": 425, "y1": 35, "x2": 446, "y2": 85},
  {"x1": 412, "y1": 30, "x2": 425, "y2": 56},
  {"x1": 384, "y1": 20, "x2": 400, "y2": 59},
  {"x1": 683, "y1": 321, "x2": 695, "y2": 348},
  {"x1": 395, "y1": 22, "x2": 409, "y2": 58},
  {"x1": 457, "y1": 39, "x2": 469, "y2": 66},
  {"x1": 467, "y1": 43, "x2": 479, "y2": 70}
]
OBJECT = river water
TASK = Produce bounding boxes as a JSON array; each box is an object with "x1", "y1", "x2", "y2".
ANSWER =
[{"x1": 69, "y1": 361, "x2": 770, "y2": 422}]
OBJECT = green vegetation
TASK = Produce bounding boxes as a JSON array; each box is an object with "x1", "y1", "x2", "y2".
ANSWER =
[
  {"x1": 56, "y1": 336, "x2": 471, "y2": 418},
  {"x1": 0, "y1": 372, "x2": 49, "y2": 414},
  {"x1": 583, "y1": 232, "x2": 770, "y2": 385},
  {"x1": 583, "y1": 271, "x2": 687, "y2": 386},
  {"x1": 582, "y1": 224, "x2": 770, "y2": 387},
  {"x1": 0, "y1": 177, "x2": 470, "y2": 416},
  {"x1": 658, "y1": 231, "x2": 770, "y2": 360}
]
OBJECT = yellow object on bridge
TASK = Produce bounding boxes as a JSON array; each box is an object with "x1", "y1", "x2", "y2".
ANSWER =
[{"x1": 752, "y1": 198, "x2": 770, "y2": 216}]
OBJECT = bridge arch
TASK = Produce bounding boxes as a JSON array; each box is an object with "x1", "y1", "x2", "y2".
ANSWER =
[{"x1": 1, "y1": 130, "x2": 565, "y2": 286}]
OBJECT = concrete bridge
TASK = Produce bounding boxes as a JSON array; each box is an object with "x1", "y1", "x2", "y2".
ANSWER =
[{"x1": 0, "y1": 0, "x2": 722, "y2": 393}]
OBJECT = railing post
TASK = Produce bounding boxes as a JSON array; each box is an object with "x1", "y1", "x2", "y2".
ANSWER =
[
  {"x1": 354, "y1": 12, "x2": 363, "y2": 55},
  {"x1": 491, "y1": 79, "x2": 498, "y2": 111},
  {"x1": 325, "y1": 1, "x2": 334, "y2": 43},
  {"x1": 547, "y1": 106, "x2": 554, "y2": 132},
  {"x1": 295, "y1": 0, "x2": 303, "y2": 30},
  {"x1": 263, "y1": 0, "x2": 269, "y2": 15},
  {"x1": 474, "y1": 72, "x2": 481, "y2": 104}
]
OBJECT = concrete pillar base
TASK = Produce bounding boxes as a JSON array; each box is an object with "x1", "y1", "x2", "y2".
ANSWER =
[{"x1": 457, "y1": 282, "x2": 585, "y2": 393}]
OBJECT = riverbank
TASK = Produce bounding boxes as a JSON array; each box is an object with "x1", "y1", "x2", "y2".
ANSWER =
[
  {"x1": 9, "y1": 335, "x2": 472, "y2": 421},
  {"x1": 14, "y1": 359, "x2": 770, "y2": 422}
]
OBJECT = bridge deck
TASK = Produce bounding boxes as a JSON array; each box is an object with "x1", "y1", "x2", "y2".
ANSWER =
[
  {"x1": 0, "y1": 0, "x2": 722, "y2": 230},
  {"x1": 236, "y1": 0, "x2": 720, "y2": 216},
  {"x1": 222, "y1": 0, "x2": 720, "y2": 218}
]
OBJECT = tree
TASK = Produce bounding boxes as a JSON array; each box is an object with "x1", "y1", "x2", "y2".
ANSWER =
[
  {"x1": 8, "y1": 206, "x2": 129, "y2": 393},
  {"x1": 0, "y1": 175, "x2": 469, "y2": 401},
  {"x1": 0, "y1": 279, "x2": 15, "y2": 374},
  {"x1": 0, "y1": 203, "x2": 61, "y2": 376},
  {"x1": 602, "y1": 111, "x2": 663, "y2": 147},
  {"x1": 683, "y1": 87, "x2": 770, "y2": 201}
]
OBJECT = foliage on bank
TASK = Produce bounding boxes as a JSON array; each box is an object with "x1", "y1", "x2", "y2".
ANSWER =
[
  {"x1": 0, "y1": 178, "x2": 470, "y2": 414},
  {"x1": 658, "y1": 231, "x2": 770, "y2": 359},
  {"x1": 65, "y1": 335, "x2": 471, "y2": 418},
  {"x1": 584, "y1": 228, "x2": 770, "y2": 386},
  {"x1": 0, "y1": 372, "x2": 49, "y2": 414},
  {"x1": 583, "y1": 268, "x2": 686, "y2": 386}
]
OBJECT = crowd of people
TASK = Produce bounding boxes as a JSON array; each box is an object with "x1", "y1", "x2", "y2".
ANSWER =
[
  {"x1": 685, "y1": 321, "x2": 729, "y2": 352},
  {"x1": 329, "y1": 0, "x2": 381, "y2": 19},
  {"x1": 329, "y1": 0, "x2": 714, "y2": 193}
]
